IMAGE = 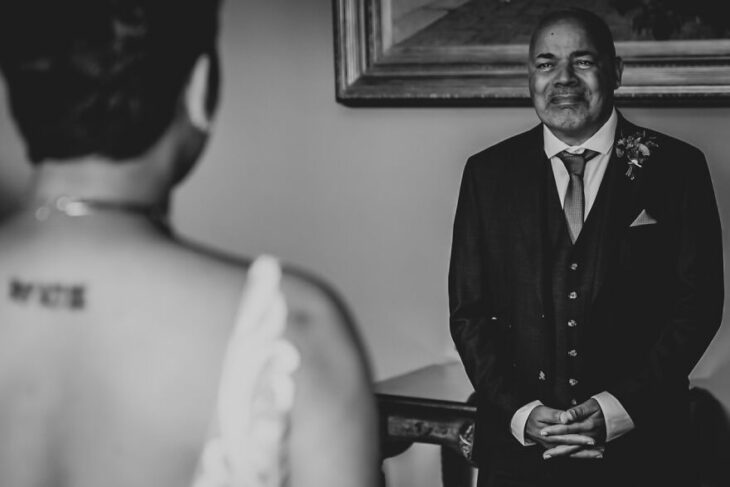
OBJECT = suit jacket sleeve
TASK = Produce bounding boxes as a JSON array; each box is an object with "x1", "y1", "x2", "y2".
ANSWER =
[
  {"x1": 608, "y1": 147, "x2": 723, "y2": 427},
  {"x1": 449, "y1": 157, "x2": 523, "y2": 422}
]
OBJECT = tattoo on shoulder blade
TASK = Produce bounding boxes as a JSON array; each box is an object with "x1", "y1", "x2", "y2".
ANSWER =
[{"x1": 9, "y1": 278, "x2": 86, "y2": 310}]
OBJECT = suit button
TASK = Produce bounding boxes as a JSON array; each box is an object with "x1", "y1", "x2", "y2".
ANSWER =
[
  {"x1": 491, "y1": 316, "x2": 498, "y2": 321},
  {"x1": 539, "y1": 371, "x2": 547, "y2": 381},
  {"x1": 568, "y1": 349, "x2": 577, "y2": 357},
  {"x1": 569, "y1": 291, "x2": 578, "y2": 300},
  {"x1": 570, "y1": 263, "x2": 579, "y2": 271},
  {"x1": 568, "y1": 378, "x2": 579, "y2": 387},
  {"x1": 570, "y1": 398, "x2": 578, "y2": 406},
  {"x1": 568, "y1": 319, "x2": 577, "y2": 327}
]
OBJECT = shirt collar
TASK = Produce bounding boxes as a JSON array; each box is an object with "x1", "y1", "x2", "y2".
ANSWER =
[{"x1": 543, "y1": 108, "x2": 617, "y2": 159}]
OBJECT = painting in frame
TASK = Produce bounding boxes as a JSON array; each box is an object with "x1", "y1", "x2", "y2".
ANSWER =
[{"x1": 333, "y1": 0, "x2": 730, "y2": 106}]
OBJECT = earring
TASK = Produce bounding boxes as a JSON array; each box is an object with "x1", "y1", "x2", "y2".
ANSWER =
[
  {"x1": 188, "y1": 105, "x2": 212, "y2": 133},
  {"x1": 186, "y1": 56, "x2": 213, "y2": 133}
]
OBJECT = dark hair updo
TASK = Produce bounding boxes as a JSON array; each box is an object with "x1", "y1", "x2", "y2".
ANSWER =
[{"x1": 0, "y1": 0, "x2": 221, "y2": 164}]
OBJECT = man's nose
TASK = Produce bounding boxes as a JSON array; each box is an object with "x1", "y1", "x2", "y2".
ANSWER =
[{"x1": 554, "y1": 62, "x2": 578, "y2": 85}]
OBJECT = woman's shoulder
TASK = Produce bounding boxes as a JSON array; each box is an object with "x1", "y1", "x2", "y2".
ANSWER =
[
  {"x1": 279, "y1": 264, "x2": 366, "y2": 362},
  {"x1": 277, "y1": 264, "x2": 379, "y2": 487},
  {"x1": 168, "y1": 238, "x2": 253, "y2": 284},
  {"x1": 164, "y1": 240, "x2": 371, "y2": 381},
  {"x1": 276, "y1": 263, "x2": 373, "y2": 409},
  {"x1": 179, "y1": 242, "x2": 357, "y2": 340}
]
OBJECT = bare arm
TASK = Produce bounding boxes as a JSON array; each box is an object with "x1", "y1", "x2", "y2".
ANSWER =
[{"x1": 285, "y1": 279, "x2": 379, "y2": 487}]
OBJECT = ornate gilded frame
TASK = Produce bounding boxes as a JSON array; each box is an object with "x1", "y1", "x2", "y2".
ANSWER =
[{"x1": 333, "y1": 0, "x2": 730, "y2": 107}]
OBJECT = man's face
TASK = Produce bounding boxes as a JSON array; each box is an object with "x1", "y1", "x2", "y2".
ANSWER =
[{"x1": 528, "y1": 18, "x2": 623, "y2": 145}]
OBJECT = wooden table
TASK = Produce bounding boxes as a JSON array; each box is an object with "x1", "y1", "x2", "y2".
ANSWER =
[
  {"x1": 375, "y1": 362, "x2": 477, "y2": 487},
  {"x1": 375, "y1": 364, "x2": 730, "y2": 487}
]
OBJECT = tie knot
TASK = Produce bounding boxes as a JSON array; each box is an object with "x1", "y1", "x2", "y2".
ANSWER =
[{"x1": 557, "y1": 150, "x2": 598, "y2": 177}]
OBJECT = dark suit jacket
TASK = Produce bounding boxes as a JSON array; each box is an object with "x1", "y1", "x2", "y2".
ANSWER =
[{"x1": 449, "y1": 113, "x2": 723, "y2": 485}]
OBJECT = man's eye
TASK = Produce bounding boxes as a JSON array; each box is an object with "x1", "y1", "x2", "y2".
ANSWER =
[
  {"x1": 536, "y1": 62, "x2": 553, "y2": 70},
  {"x1": 575, "y1": 59, "x2": 595, "y2": 68}
]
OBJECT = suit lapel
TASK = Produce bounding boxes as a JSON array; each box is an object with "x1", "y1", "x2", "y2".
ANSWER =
[
  {"x1": 590, "y1": 114, "x2": 645, "y2": 304},
  {"x1": 512, "y1": 126, "x2": 550, "y2": 311},
  {"x1": 611, "y1": 115, "x2": 646, "y2": 227},
  {"x1": 512, "y1": 117, "x2": 647, "y2": 309}
]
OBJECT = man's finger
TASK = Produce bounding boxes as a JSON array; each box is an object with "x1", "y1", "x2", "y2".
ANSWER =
[
  {"x1": 542, "y1": 444, "x2": 582, "y2": 459},
  {"x1": 532, "y1": 405, "x2": 567, "y2": 425},
  {"x1": 558, "y1": 410, "x2": 575, "y2": 424},
  {"x1": 539, "y1": 433, "x2": 595, "y2": 446},
  {"x1": 569, "y1": 447, "x2": 605, "y2": 459},
  {"x1": 540, "y1": 422, "x2": 589, "y2": 436},
  {"x1": 568, "y1": 398, "x2": 601, "y2": 421},
  {"x1": 547, "y1": 408, "x2": 564, "y2": 424},
  {"x1": 565, "y1": 406, "x2": 583, "y2": 421}
]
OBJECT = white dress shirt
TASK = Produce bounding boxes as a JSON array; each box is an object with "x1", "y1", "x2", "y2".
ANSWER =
[{"x1": 510, "y1": 109, "x2": 635, "y2": 446}]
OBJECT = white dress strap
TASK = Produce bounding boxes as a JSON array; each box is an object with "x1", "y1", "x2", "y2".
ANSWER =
[{"x1": 192, "y1": 256, "x2": 301, "y2": 487}]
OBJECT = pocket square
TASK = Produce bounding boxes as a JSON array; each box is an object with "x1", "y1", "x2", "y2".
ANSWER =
[{"x1": 630, "y1": 209, "x2": 658, "y2": 227}]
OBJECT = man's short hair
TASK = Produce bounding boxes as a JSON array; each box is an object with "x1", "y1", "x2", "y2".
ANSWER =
[
  {"x1": 0, "y1": 0, "x2": 222, "y2": 164},
  {"x1": 529, "y1": 8, "x2": 617, "y2": 60}
]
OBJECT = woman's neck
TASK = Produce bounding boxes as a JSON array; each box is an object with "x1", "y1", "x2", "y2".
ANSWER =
[
  {"x1": 29, "y1": 158, "x2": 170, "y2": 208},
  {"x1": 6, "y1": 158, "x2": 174, "y2": 236}
]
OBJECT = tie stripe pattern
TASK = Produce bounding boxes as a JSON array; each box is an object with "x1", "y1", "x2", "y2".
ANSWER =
[{"x1": 557, "y1": 150, "x2": 599, "y2": 243}]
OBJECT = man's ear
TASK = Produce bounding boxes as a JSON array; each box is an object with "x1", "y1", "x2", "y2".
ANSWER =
[
  {"x1": 613, "y1": 56, "x2": 624, "y2": 90},
  {"x1": 184, "y1": 55, "x2": 214, "y2": 133}
]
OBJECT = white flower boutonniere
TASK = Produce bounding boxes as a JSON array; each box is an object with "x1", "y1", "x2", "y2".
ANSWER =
[{"x1": 615, "y1": 131, "x2": 659, "y2": 181}]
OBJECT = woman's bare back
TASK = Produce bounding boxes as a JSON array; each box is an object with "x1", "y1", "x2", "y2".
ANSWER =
[
  {"x1": 0, "y1": 211, "x2": 378, "y2": 487},
  {"x1": 0, "y1": 215, "x2": 248, "y2": 487}
]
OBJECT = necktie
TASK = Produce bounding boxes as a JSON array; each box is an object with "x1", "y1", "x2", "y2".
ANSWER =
[{"x1": 557, "y1": 150, "x2": 598, "y2": 243}]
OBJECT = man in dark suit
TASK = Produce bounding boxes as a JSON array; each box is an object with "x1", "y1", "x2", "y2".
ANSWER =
[{"x1": 448, "y1": 8, "x2": 723, "y2": 487}]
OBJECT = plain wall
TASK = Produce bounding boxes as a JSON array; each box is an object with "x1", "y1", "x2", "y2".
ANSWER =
[{"x1": 0, "y1": 0, "x2": 729, "y2": 485}]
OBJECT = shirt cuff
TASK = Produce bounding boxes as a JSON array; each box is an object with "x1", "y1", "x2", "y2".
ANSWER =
[
  {"x1": 592, "y1": 391, "x2": 635, "y2": 442},
  {"x1": 510, "y1": 400, "x2": 543, "y2": 446}
]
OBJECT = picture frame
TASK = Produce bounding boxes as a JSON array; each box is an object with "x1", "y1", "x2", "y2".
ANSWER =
[{"x1": 333, "y1": 0, "x2": 730, "y2": 107}]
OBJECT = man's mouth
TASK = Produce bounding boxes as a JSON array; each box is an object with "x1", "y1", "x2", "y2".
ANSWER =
[{"x1": 549, "y1": 93, "x2": 584, "y2": 105}]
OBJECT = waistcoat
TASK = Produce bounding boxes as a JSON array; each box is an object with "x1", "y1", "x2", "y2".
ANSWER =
[{"x1": 545, "y1": 163, "x2": 612, "y2": 409}]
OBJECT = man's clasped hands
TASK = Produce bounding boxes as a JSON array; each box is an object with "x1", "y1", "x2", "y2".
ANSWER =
[{"x1": 525, "y1": 398, "x2": 606, "y2": 460}]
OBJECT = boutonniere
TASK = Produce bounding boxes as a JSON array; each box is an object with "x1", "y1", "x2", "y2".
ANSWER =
[{"x1": 615, "y1": 131, "x2": 659, "y2": 181}]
